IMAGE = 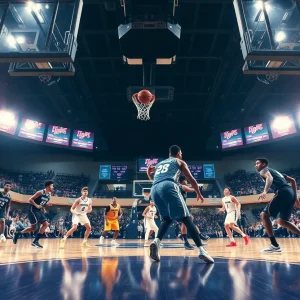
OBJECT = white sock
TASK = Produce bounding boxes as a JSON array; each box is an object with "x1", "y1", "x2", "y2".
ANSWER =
[
  {"x1": 242, "y1": 233, "x2": 246, "y2": 237},
  {"x1": 63, "y1": 236, "x2": 67, "y2": 240},
  {"x1": 230, "y1": 237, "x2": 235, "y2": 242},
  {"x1": 83, "y1": 239, "x2": 87, "y2": 242}
]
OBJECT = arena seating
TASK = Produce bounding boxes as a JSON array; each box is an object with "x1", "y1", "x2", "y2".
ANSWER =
[
  {"x1": 0, "y1": 169, "x2": 54, "y2": 194},
  {"x1": 225, "y1": 168, "x2": 300, "y2": 196},
  {"x1": 51, "y1": 173, "x2": 90, "y2": 198}
]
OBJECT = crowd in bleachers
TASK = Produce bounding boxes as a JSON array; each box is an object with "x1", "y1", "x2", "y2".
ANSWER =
[
  {"x1": 0, "y1": 169, "x2": 54, "y2": 194},
  {"x1": 0, "y1": 169, "x2": 90, "y2": 198},
  {"x1": 52, "y1": 173, "x2": 90, "y2": 198},
  {"x1": 225, "y1": 168, "x2": 300, "y2": 196}
]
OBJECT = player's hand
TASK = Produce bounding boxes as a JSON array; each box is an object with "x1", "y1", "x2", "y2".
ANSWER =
[
  {"x1": 36, "y1": 205, "x2": 43, "y2": 209},
  {"x1": 147, "y1": 165, "x2": 156, "y2": 175},
  {"x1": 196, "y1": 193, "x2": 204, "y2": 203},
  {"x1": 5, "y1": 215, "x2": 9, "y2": 220},
  {"x1": 258, "y1": 191, "x2": 267, "y2": 201},
  {"x1": 216, "y1": 208, "x2": 223, "y2": 214},
  {"x1": 47, "y1": 202, "x2": 53, "y2": 207},
  {"x1": 154, "y1": 215, "x2": 158, "y2": 219},
  {"x1": 294, "y1": 197, "x2": 300, "y2": 208}
]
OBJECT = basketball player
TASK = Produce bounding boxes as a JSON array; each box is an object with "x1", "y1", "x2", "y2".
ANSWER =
[
  {"x1": 177, "y1": 176, "x2": 210, "y2": 250},
  {"x1": 217, "y1": 187, "x2": 249, "y2": 247},
  {"x1": 13, "y1": 180, "x2": 54, "y2": 248},
  {"x1": 255, "y1": 158, "x2": 300, "y2": 253},
  {"x1": 60, "y1": 187, "x2": 92, "y2": 248},
  {"x1": 147, "y1": 145, "x2": 214, "y2": 263},
  {"x1": 142, "y1": 200, "x2": 159, "y2": 247},
  {"x1": 99, "y1": 197, "x2": 122, "y2": 245},
  {"x1": 0, "y1": 182, "x2": 12, "y2": 243}
]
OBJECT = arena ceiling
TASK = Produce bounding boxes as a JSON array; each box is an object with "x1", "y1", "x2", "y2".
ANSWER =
[{"x1": 1, "y1": 0, "x2": 299, "y2": 158}]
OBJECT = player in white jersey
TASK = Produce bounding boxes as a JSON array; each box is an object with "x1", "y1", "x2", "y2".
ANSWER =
[
  {"x1": 217, "y1": 187, "x2": 249, "y2": 247},
  {"x1": 60, "y1": 187, "x2": 92, "y2": 248},
  {"x1": 142, "y1": 200, "x2": 159, "y2": 247}
]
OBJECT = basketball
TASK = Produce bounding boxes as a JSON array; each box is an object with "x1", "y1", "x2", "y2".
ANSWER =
[{"x1": 138, "y1": 89, "x2": 152, "y2": 104}]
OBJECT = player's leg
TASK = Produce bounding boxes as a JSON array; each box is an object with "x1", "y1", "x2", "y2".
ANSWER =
[
  {"x1": 224, "y1": 223, "x2": 236, "y2": 246},
  {"x1": 32, "y1": 218, "x2": 48, "y2": 248},
  {"x1": 165, "y1": 183, "x2": 213, "y2": 263},
  {"x1": 260, "y1": 195, "x2": 282, "y2": 253},
  {"x1": 0, "y1": 216, "x2": 6, "y2": 242},
  {"x1": 82, "y1": 222, "x2": 92, "y2": 248},
  {"x1": 274, "y1": 188, "x2": 300, "y2": 236},
  {"x1": 179, "y1": 222, "x2": 194, "y2": 250},
  {"x1": 99, "y1": 219, "x2": 112, "y2": 244},
  {"x1": 13, "y1": 209, "x2": 38, "y2": 244},
  {"x1": 229, "y1": 215, "x2": 249, "y2": 245}
]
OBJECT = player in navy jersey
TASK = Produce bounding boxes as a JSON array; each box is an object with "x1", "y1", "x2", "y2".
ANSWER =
[
  {"x1": 147, "y1": 145, "x2": 214, "y2": 263},
  {"x1": 13, "y1": 180, "x2": 54, "y2": 248},
  {"x1": 0, "y1": 182, "x2": 12, "y2": 243},
  {"x1": 256, "y1": 158, "x2": 300, "y2": 253},
  {"x1": 177, "y1": 176, "x2": 210, "y2": 250}
]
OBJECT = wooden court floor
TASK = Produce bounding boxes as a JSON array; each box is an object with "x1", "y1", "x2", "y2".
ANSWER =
[
  {"x1": 0, "y1": 238, "x2": 300, "y2": 300},
  {"x1": 1, "y1": 237, "x2": 300, "y2": 264}
]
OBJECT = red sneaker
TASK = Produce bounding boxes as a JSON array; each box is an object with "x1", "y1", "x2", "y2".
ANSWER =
[
  {"x1": 243, "y1": 235, "x2": 249, "y2": 245},
  {"x1": 226, "y1": 242, "x2": 237, "y2": 247}
]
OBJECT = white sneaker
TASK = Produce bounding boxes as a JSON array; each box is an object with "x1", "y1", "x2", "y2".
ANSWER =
[
  {"x1": 150, "y1": 238, "x2": 161, "y2": 262},
  {"x1": 261, "y1": 244, "x2": 282, "y2": 253},
  {"x1": 99, "y1": 236, "x2": 104, "y2": 245},
  {"x1": 0, "y1": 234, "x2": 6, "y2": 243},
  {"x1": 198, "y1": 247, "x2": 214, "y2": 264},
  {"x1": 111, "y1": 240, "x2": 119, "y2": 246}
]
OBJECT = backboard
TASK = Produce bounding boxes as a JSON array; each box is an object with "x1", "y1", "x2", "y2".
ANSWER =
[
  {"x1": 0, "y1": 0, "x2": 82, "y2": 75},
  {"x1": 233, "y1": 0, "x2": 300, "y2": 75},
  {"x1": 133, "y1": 180, "x2": 152, "y2": 199}
]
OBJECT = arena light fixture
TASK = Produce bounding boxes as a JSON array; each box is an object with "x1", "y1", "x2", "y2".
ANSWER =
[
  {"x1": 16, "y1": 36, "x2": 25, "y2": 44},
  {"x1": 275, "y1": 31, "x2": 286, "y2": 42},
  {"x1": 272, "y1": 115, "x2": 293, "y2": 130},
  {"x1": 0, "y1": 110, "x2": 17, "y2": 127},
  {"x1": 255, "y1": 1, "x2": 271, "y2": 12},
  {"x1": 6, "y1": 35, "x2": 16, "y2": 48}
]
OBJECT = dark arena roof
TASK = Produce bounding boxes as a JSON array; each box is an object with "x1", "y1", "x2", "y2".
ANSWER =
[{"x1": 0, "y1": 0, "x2": 299, "y2": 159}]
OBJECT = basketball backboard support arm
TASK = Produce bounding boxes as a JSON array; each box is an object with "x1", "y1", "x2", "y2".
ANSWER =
[{"x1": 0, "y1": 0, "x2": 82, "y2": 63}]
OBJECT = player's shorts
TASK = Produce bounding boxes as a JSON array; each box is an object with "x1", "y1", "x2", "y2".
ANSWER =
[
  {"x1": 105, "y1": 219, "x2": 119, "y2": 231},
  {"x1": 224, "y1": 210, "x2": 238, "y2": 225},
  {"x1": 144, "y1": 218, "x2": 158, "y2": 230},
  {"x1": 151, "y1": 180, "x2": 190, "y2": 220},
  {"x1": 72, "y1": 214, "x2": 90, "y2": 225},
  {"x1": 28, "y1": 206, "x2": 47, "y2": 225},
  {"x1": 0, "y1": 209, "x2": 6, "y2": 219},
  {"x1": 263, "y1": 186, "x2": 296, "y2": 220}
]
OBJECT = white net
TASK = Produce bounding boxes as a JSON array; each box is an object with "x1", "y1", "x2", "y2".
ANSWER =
[{"x1": 132, "y1": 94, "x2": 155, "y2": 121}]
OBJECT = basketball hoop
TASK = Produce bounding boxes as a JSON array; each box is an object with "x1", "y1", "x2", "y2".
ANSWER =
[
  {"x1": 132, "y1": 93, "x2": 155, "y2": 121},
  {"x1": 143, "y1": 191, "x2": 150, "y2": 201}
]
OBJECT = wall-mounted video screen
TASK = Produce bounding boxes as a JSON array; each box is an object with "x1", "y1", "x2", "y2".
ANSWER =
[
  {"x1": 18, "y1": 118, "x2": 45, "y2": 141},
  {"x1": 270, "y1": 115, "x2": 297, "y2": 139},
  {"x1": 71, "y1": 130, "x2": 94, "y2": 150},
  {"x1": 220, "y1": 128, "x2": 243, "y2": 149},
  {"x1": 244, "y1": 123, "x2": 270, "y2": 144},
  {"x1": 46, "y1": 125, "x2": 71, "y2": 146},
  {"x1": 0, "y1": 110, "x2": 18, "y2": 135},
  {"x1": 137, "y1": 158, "x2": 164, "y2": 172}
]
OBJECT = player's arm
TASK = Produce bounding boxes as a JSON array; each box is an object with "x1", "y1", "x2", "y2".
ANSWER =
[
  {"x1": 179, "y1": 160, "x2": 204, "y2": 202},
  {"x1": 5, "y1": 199, "x2": 11, "y2": 219},
  {"x1": 70, "y1": 198, "x2": 80, "y2": 214},
  {"x1": 29, "y1": 191, "x2": 43, "y2": 209},
  {"x1": 87, "y1": 200, "x2": 92, "y2": 213},
  {"x1": 284, "y1": 175, "x2": 299, "y2": 206},
  {"x1": 259, "y1": 169, "x2": 273, "y2": 200},
  {"x1": 142, "y1": 206, "x2": 150, "y2": 218},
  {"x1": 146, "y1": 166, "x2": 156, "y2": 181},
  {"x1": 181, "y1": 185, "x2": 195, "y2": 193},
  {"x1": 217, "y1": 199, "x2": 226, "y2": 213},
  {"x1": 118, "y1": 207, "x2": 123, "y2": 220},
  {"x1": 231, "y1": 196, "x2": 241, "y2": 218}
]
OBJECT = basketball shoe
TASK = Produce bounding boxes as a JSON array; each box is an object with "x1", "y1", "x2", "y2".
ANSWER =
[
  {"x1": 0, "y1": 234, "x2": 6, "y2": 243},
  {"x1": 261, "y1": 244, "x2": 282, "y2": 253},
  {"x1": 198, "y1": 247, "x2": 214, "y2": 263},
  {"x1": 150, "y1": 238, "x2": 161, "y2": 262}
]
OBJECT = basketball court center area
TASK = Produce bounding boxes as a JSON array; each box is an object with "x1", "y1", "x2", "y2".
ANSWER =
[{"x1": 1, "y1": 0, "x2": 300, "y2": 299}]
